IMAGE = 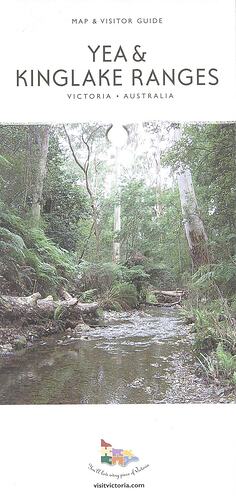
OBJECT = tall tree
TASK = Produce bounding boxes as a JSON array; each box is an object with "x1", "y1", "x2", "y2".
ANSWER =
[
  {"x1": 31, "y1": 125, "x2": 50, "y2": 223},
  {"x1": 63, "y1": 124, "x2": 102, "y2": 258},
  {"x1": 177, "y1": 167, "x2": 209, "y2": 268},
  {"x1": 153, "y1": 139, "x2": 162, "y2": 217},
  {"x1": 112, "y1": 150, "x2": 121, "y2": 263},
  {"x1": 107, "y1": 124, "x2": 129, "y2": 263},
  {"x1": 173, "y1": 126, "x2": 209, "y2": 269}
]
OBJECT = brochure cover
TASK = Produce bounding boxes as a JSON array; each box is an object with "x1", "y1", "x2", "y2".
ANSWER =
[{"x1": 0, "y1": 0, "x2": 235, "y2": 498}]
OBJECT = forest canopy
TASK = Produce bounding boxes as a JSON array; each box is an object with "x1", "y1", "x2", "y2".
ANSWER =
[
  {"x1": 0, "y1": 121, "x2": 236, "y2": 387},
  {"x1": 0, "y1": 122, "x2": 235, "y2": 296}
]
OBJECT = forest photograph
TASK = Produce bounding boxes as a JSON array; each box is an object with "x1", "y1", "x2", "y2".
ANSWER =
[{"x1": 0, "y1": 121, "x2": 235, "y2": 404}]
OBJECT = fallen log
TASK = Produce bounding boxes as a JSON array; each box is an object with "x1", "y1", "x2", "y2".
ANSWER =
[
  {"x1": 145, "y1": 300, "x2": 181, "y2": 307},
  {"x1": 152, "y1": 290, "x2": 186, "y2": 298},
  {"x1": 0, "y1": 292, "x2": 99, "y2": 323},
  {"x1": 151, "y1": 289, "x2": 186, "y2": 305}
]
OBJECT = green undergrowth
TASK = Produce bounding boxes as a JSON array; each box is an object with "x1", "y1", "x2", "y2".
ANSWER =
[
  {"x1": 182, "y1": 296, "x2": 236, "y2": 387},
  {"x1": 0, "y1": 208, "x2": 154, "y2": 309},
  {"x1": 100, "y1": 283, "x2": 138, "y2": 311},
  {"x1": 0, "y1": 202, "x2": 77, "y2": 295},
  {"x1": 179, "y1": 261, "x2": 236, "y2": 387},
  {"x1": 77, "y1": 261, "x2": 144, "y2": 310}
]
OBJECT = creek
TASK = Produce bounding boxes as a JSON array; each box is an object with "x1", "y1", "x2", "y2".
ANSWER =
[{"x1": 0, "y1": 307, "x2": 231, "y2": 404}]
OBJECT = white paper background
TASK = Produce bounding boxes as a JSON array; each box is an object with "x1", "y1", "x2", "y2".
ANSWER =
[
  {"x1": 0, "y1": 405, "x2": 236, "y2": 499},
  {"x1": 0, "y1": 0, "x2": 235, "y2": 122},
  {"x1": 0, "y1": 1, "x2": 236, "y2": 498}
]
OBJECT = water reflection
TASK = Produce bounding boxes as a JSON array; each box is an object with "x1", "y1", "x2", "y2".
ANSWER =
[{"x1": 0, "y1": 308, "x2": 209, "y2": 404}]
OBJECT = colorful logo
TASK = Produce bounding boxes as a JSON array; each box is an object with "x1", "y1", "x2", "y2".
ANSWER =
[{"x1": 101, "y1": 439, "x2": 139, "y2": 467}]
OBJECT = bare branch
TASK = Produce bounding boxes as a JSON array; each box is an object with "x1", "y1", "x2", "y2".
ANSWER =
[
  {"x1": 63, "y1": 125, "x2": 85, "y2": 173},
  {"x1": 87, "y1": 125, "x2": 103, "y2": 144},
  {"x1": 81, "y1": 125, "x2": 103, "y2": 172},
  {"x1": 81, "y1": 133, "x2": 91, "y2": 172}
]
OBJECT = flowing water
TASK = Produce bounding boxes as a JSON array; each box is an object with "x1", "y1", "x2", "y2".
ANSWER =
[{"x1": 0, "y1": 307, "x2": 232, "y2": 404}]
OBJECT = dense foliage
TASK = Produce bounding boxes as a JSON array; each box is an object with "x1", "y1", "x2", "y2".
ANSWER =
[{"x1": 0, "y1": 122, "x2": 235, "y2": 384}]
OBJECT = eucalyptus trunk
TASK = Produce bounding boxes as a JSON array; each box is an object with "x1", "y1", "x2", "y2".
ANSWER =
[
  {"x1": 31, "y1": 125, "x2": 50, "y2": 224},
  {"x1": 112, "y1": 148, "x2": 121, "y2": 263},
  {"x1": 177, "y1": 167, "x2": 209, "y2": 269},
  {"x1": 153, "y1": 137, "x2": 162, "y2": 216},
  {"x1": 113, "y1": 203, "x2": 121, "y2": 263}
]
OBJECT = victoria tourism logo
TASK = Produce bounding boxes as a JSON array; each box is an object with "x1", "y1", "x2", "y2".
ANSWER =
[
  {"x1": 88, "y1": 439, "x2": 150, "y2": 482},
  {"x1": 101, "y1": 439, "x2": 139, "y2": 466}
]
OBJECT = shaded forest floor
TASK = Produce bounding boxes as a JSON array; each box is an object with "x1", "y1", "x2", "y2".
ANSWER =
[{"x1": 164, "y1": 331, "x2": 236, "y2": 403}]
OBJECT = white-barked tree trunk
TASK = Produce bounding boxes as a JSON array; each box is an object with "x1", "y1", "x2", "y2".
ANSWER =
[
  {"x1": 113, "y1": 148, "x2": 121, "y2": 263},
  {"x1": 175, "y1": 126, "x2": 209, "y2": 269},
  {"x1": 31, "y1": 125, "x2": 50, "y2": 224},
  {"x1": 177, "y1": 167, "x2": 209, "y2": 268}
]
